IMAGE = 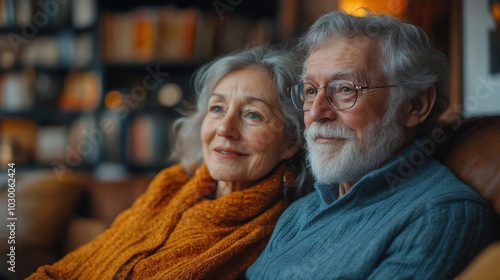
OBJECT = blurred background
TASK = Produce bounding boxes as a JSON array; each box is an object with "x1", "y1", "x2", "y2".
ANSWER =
[
  {"x1": 0, "y1": 0, "x2": 498, "y2": 176},
  {"x1": 1, "y1": 0, "x2": 500, "y2": 278}
]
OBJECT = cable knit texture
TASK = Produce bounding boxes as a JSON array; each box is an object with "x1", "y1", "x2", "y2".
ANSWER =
[
  {"x1": 29, "y1": 163, "x2": 290, "y2": 280},
  {"x1": 247, "y1": 142, "x2": 500, "y2": 279}
]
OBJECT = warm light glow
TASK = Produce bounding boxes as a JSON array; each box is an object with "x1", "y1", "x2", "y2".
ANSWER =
[
  {"x1": 492, "y1": 3, "x2": 500, "y2": 21},
  {"x1": 338, "y1": 0, "x2": 408, "y2": 18},
  {"x1": 158, "y1": 83, "x2": 182, "y2": 107},
  {"x1": 104, "y1": 90, "x2": 122, "y2": 109}
]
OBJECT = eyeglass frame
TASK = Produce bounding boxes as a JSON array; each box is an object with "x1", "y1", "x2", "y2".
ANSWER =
[{"x1": 287, "y1": 80, "x2": 396, "y2": 111}]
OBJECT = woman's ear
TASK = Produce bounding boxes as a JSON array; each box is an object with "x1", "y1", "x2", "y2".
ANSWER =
[
  {"x1": 404, "y1": 85, "x2": 436, "y2": 128},
  {"x1": 282, "y1": 142, "x2": 301, "y2": 160}
]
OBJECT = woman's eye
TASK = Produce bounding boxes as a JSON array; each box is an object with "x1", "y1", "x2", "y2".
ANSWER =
[
  {"x1": 246, "y1": 111, "x2": 263, "y2": 121},
  {"x1": 209, "y1": 105, "x2": 223, "y2": 113}
]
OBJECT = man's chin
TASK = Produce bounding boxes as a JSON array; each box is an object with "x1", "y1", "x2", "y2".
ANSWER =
[{"x1": 307, "y1": 146, "x2": 376, "y2": 185}]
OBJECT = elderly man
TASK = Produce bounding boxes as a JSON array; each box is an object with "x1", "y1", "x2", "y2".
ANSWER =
[{"x1": 247, "y1": 11, "x2": 499, "y2": 279}]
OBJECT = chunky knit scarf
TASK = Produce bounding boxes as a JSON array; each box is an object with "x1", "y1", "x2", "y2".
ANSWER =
[{"x1": 29, "y1": 163, "x2": 290, "y2": 279}]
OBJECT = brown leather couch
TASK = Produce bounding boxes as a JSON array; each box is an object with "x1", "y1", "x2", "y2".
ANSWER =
[
  {"x1": 0, "y1": 116, "x2": 498, "y2": 280},
  {"x1": 434, "y1": 116, "x2": 500, "y2": 279},
  {"x1": 0, "y1": 171, "x2": 152, "y2": 280}
]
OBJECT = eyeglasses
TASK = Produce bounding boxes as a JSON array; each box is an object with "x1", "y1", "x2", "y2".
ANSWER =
[{"x1": 288, "y1": 80, "x2": 396, "y2": 111}]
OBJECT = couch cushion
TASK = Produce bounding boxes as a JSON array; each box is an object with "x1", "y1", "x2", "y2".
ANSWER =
[
  {"x1": 458, "y1": 241, "x2": 500, "y2": 279},
  {"x1": 64, "y1": 217, "x2": 108, "y2": 254},
  {"x1": 440, "y1": 117, "x2": 500, "y2": 216},
  {"x1": 89, "y1": 176, "x2": 152, "y2": 227},
  {"x1": 0, "y1": 170, "x2": 88, "y2": 251},
  {"x1": 0, "y1": 169, "x2": 89, "y2": 278}
]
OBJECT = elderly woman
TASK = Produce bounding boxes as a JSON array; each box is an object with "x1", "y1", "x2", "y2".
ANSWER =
[{"x1": 29, "y1": 47, "x2": 311, "y2": 279}]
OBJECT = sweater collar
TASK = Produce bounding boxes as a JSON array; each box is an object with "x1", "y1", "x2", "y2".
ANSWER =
[{"x1": 313, "y1": 140, "x2": 429, "y2": 205}]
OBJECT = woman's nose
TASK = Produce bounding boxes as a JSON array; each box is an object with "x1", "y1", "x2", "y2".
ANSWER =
[{"x1": 216, "y1": 113, "x2": 240, "y2": 140}]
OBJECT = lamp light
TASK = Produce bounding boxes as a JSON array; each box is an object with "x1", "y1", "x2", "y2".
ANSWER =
[{"x1": 338, "y1": 0, "x2": 408, "y2": 18}]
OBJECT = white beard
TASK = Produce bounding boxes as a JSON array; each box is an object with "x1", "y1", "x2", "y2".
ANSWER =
[{"x1": 305, "y1": 114, "x2": 404, "y2": 185}]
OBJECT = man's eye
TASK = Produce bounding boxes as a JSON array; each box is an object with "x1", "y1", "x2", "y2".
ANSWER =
[
  {"x1": 332, "y1": 83, "x2": 355, "y2": 94},
  {"x1": 304, "y1": 86, "x2": 316, "y2": 96},
  {"x1": 340, "y1": 86, "x2": 353, "y2": 92}
]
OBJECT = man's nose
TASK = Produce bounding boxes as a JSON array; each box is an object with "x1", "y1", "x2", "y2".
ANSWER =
[{"x1": 307, "y1": 87, "x2": 338, "y2": 123}]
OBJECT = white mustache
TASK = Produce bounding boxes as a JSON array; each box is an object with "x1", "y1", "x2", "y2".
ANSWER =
[{"x1": 305, "y1": 123, "x2": 356, "y2": 141}]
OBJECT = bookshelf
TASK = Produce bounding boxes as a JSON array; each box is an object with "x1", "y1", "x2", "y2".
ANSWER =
[
  {"x1": 0, "y1": 0, "x2": 100, "y2": 172},
  {"x1": 0, "y1": 0, "x2": 295, "y2": 175}
]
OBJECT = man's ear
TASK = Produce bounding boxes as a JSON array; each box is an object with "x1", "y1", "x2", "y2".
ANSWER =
[{"x1": 404, "y1": 85, "x2": 436, "y2": 128}]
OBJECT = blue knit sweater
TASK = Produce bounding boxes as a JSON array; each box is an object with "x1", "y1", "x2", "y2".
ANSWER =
[{"x1": 247, "y1": 143, "x2": 499, "y2": 279}]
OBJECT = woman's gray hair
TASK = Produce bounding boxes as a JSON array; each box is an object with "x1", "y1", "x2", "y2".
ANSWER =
[
  {"x1": 170, "y1": 46, "x2": 312, "y2": 199},
  {"x1": 297, "y1": 10, "x2": 449, "y2": 135}
]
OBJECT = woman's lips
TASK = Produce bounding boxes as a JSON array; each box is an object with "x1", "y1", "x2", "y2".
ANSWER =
[{"x1": 213, "y1": 147, "x2": 248, "y2": 157}]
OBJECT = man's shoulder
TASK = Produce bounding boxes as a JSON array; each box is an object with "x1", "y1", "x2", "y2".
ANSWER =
[
  {"x1": 400, "y1": 158, "x2": 490, "y2": 208},
  {"x1": 285, "y1": 191, "x2": 321, "y2": 212}
]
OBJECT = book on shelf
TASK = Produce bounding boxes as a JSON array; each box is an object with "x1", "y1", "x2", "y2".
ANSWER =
[
  {"x1": 64, "y1": 33, "x2": 94, "y2": 67},
  {"x1": 193, "y1": 12, "x2": 216, "y2": 60},
  {"x1": 102, "y1": 6, "x2": 197, "y2": 62},
  {"x1": 276, "y1": 0, "x2": 298, "y2": 41},
  {"x1": 101, "y1": 5, "x2": 276, "y2": 63},
  {"x1": 0, "y1": 116, "x2": 101, "y2": 168},
  {"x1": 101, "y1": 12, "x2": 133, "y2": 62},
  {"x1": 14, "y1": 0, "x2": 32, "y2": 26},
  {"x1": 58, "y1": 31, "x2": 76, "y2": 68},
  {"x1": 34, "y1": 72, "x2": 63, "y2": 107},
  {"x1": 127, "y1": 114, "x2": 174, "y2": 167},
  {"x1": 66, "y1": 114, "x2": 100, "y2": 166},
  {"x1": 0, "y1": 0, "x2": 86, "y2": 27},
  {"x1": 157, "y1": 6, "x2": 198, "y2": 62},
  {"x1": 100, "y1": 109, "x2": 122, "y2": 162},
  {"x1": 58, "y1": 71, "x2": 101, "y2": 112},
  {"x1": 0, "y1": 118, "x2": 37, "y2": 166},
  {"x1": 17, "y1": 33, "x2": 94, "y2": 67},
  {"x1": 0, "y1": 70, "x2": 101, "y2": 112},
  {"x1": 132, "y1": 8, "x2": 157, "y2": 62},
  {"x1": 0, "y1": 71, "x2": 34, "y2": 111},
  {"x1": 72, "y1": 0, "x2": 96, "y2": 28},
  {"x1": 0, "y1": 0, "x2": 16, "y2": 26},
  {"x1": 36, "y1": 125, "x2": 68, "y2": 164},
  {"x1": 128, "y1": 114, "x2": 154, "y2": 165},
  {"x1": 0, "y1": 35, "x2": 15, "y2": 68},
  {"x1": 75, "y1": 33, "x2": 94, "y2": 66},
  {"x1": 20, "y1": 36, "x2": 60, "y2": 67}
]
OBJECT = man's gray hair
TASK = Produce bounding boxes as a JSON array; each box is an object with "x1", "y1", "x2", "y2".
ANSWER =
[{"x1": 298, "y1": 10, "x2": 449, "y2": 134}]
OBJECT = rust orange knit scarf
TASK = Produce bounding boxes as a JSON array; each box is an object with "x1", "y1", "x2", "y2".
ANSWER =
[{"x1": 29, "y1": 163, "x2": 291, "y2": 279}]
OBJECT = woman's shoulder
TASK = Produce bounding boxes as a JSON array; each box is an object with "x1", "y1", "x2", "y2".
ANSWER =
[
  {"x1": 142, "y1": 164, "x2": 192, "y2": 197},
  {"x1": 151, "y1": 164, "x2": 190, "y2": 184}
]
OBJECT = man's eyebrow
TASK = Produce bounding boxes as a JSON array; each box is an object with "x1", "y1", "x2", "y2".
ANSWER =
[
  {"x1": 302, "y1": 71, "x2": 359, "y2": 82},
  {"x1": 333, "y1": 71, "x2": 359, "y2": 80}
]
